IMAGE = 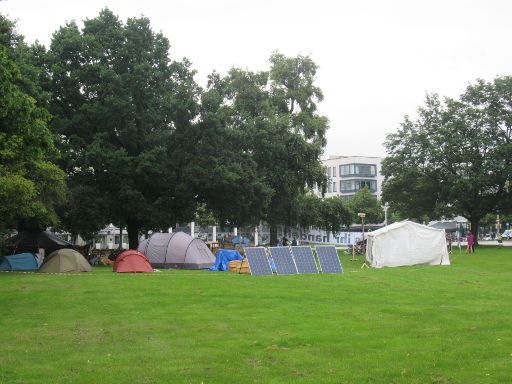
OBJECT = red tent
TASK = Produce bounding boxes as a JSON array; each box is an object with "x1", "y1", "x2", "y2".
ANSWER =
[{"x1": 113, "y1": 250, "x2": 153, "y2": 273}]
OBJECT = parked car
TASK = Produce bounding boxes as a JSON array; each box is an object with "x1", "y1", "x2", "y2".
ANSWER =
[
  {"x1": 482, "y1": 235, "x2": 493, "y2": 241},
  {"x1": 501, "y1": 230, "x2": 512, "y2": 240}
]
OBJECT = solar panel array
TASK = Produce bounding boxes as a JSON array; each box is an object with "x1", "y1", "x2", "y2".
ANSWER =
[
  {"x1": 290, "y1": 246, "x2": 319, "y2": 274},
  {"x1": 244, "y1": 247, "x2": 273, "y2": 275},
  {"x1": 315, "y1": 246, "x2": 343, "y2": 273},
  {"x1": 242, "y1": 246, "x2": 343, "y2": 276},
  {"x1": 268, "y1": 247, "x2": 298, "y2": 275}
]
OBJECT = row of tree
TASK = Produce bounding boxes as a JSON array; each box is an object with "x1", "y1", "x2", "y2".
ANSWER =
[
  {"x1": 1, "y1": 9, "x2": 386, "y2": 247},
  {"x1": 8, "y1": 8, "x2": 508, "y2": 246},
  {"x1": 382, "y1": 80, "x2": 512, "y2": 235}
]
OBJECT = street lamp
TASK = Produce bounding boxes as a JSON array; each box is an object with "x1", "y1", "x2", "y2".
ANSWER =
[
  {"x1": 358, "y1": 212, "x2": 366, "y2": 252},
  {"x1": 358, "y1": 212, "x2": 370, "y2": 268}
]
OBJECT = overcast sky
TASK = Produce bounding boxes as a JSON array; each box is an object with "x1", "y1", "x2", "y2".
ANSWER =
[{"x1": 2, "y1": 0, "x2": 512, "y2": 157}]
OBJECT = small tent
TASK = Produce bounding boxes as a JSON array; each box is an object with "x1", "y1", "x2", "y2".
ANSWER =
[
  {"x1": 5, "y1": 230, "x2": 74, "y2": 256},
  {"x1": 0, "y1": 253, "x2": 38, "y2": 271},
  {"x1": 366, "y1": 220, "x2": 450, "y2": 268},
  {"x1": 428, "y1": 221, "x2": 458, "y2": 232},
  {"x1": 113, "y1": 250, "x2": 153, "y2": 273},
  {"x1": 39, "y1": 249, "x2": 92, "y2": 273},
  {"x1": 138, "y1": 232, "x2": 215, "y2": 269}
]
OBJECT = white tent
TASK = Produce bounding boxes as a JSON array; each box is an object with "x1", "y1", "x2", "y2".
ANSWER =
[{"x1": 366, "y1": 221, "x2": 450, "y2": 268}]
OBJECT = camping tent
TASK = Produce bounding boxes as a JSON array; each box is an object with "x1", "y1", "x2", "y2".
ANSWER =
[
  {"x1": 39, "y1": 249, "x2": 92, "y2": 273},
  {"x1": 138, "y1": 232, "x2": 215, "y2": 269},
  {"x1": 113, "y1": 250, "x2": 153, "y2": 273},
  {"x1": 0, "y1": 253, "x2": 38, "y2": 271},
  {"x1": 428, "y1": 221, "x2": 458, "y2": 232},
  {"x1": 5, "y1": 230, "x2": 73, "y2": 256},
  {"x1": 366, "y1": 221, "x2": 450, "y2": 268}
]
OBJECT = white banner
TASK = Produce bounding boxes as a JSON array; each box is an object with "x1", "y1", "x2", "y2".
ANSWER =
[{"x1": 298, "y1": 229, "x2": 363, "y2": 246}]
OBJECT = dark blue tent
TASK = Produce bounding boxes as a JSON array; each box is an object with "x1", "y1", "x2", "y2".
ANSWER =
[
  {"x1": 209, "y1": 249, "x2": 244, "y2": 271},
  {"x1": 0, "y1": 253, "x2": 38, "y2": 271}
]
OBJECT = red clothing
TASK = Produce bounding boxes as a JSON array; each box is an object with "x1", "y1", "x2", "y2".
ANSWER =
[{"x1": 467, "y1": 233, "x2": 474, "y2": 246}]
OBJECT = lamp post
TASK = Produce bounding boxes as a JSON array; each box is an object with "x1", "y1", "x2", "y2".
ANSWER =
[
  {"x1": 358, "y1": 212, "x2": 370, "y2": 268},
  {"x1": 358, "y1": 212, "x2": 366, "y2": 253}
]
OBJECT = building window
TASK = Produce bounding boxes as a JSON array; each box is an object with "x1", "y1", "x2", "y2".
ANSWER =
[
  {"x1": 327, "y1": 183, "x2": 332, "y2": 193},
  {"x1": 340, "y1": 179, "x2": 377, "y2": 193},
  {"x1": 327, "y1": 167, "x2": 331, "y2": 178},
  {"x1": 332, "y1": 181, "x2": 337, "y2": 192},
  {"x1": 340, "y1": 164, "x2": 376, "y2": 177},
  {"x1": 332, "y1": 166, "x2": 336, "y2": 177}
]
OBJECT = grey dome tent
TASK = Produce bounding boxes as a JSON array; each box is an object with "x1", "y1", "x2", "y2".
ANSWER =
[{"x1": 138, "y1": 232, "x2": 215, "y2": 269}]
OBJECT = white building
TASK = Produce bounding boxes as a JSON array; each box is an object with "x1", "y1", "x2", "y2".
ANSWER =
[
  {"x1": 94, "y1": 224, "x2": 129, "y2": 250},
  {"x1": 318, "y1": 155, "x2": 384, "y2": 199}
]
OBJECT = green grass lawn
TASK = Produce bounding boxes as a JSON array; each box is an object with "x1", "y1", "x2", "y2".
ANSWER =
[{"x1": 1, "y1": 247, "x2": 511, "y2": 384}]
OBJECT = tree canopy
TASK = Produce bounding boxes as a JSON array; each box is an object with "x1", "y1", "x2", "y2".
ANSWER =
[
  {"x1": 195, "y1": 54, "x2": 329, "y2": 243},
  {"x1": 382, "y1": 77, "x2": 512, "y2": 235},
  {"x1": 45, "y1": 9, "x2": 200, "y2": 247},
  {"x1": 347, "y1": 187, "x2": 384, "y2": 225},
  {"x1": 0, "y1": 14, "x2": 66, "y2": 232}
]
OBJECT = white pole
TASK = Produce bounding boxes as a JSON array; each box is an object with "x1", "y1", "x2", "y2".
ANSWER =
[
  {"x1": 254, "y1": 226, "x2": 259, "y2": 246},
  {"x1": 168, "y1": 227, "x2": 172, "y2": 233},
  {"x1": 234, "y1": 227, "x2": 238, "y2": 236},
  {"x1": 191, "y1": 222, "x2": 195, "y2": 238},
  {"x1": 212, "y1": 225, "x2": 217, "y2": 243}
]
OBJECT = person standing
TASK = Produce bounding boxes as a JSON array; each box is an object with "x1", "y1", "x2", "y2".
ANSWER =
[
  {"x1": 467, "y1": 231, "x2": 475, "y2": 253},
  {"x1": 291, "y1": 237, "x2": 298, "y2": 246}
]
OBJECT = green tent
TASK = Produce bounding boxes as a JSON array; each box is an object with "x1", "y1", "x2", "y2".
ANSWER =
[{"x1": 39, "y1": 249, "x2": 92, "y2": 273}]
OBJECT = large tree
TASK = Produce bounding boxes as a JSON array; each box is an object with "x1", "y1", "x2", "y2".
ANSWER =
[
  {"x1": 197, "y1": 54, "x2": 328, "y2": 243},
  {"x1": 0, "y1": 14, "x2": 66, "y2": 233},
  {"x1": 382, "y1": 77, "x2": 512, "y2": 236},
  {"x1": 347, "y1": 187, "x2": 384, "y2": 225},
  {"x1": 46, "y1": 9, "x2": 200, "y2": 247},
  {"x1": 185, "y1": 72, "x2": 272, "y2": 228}
]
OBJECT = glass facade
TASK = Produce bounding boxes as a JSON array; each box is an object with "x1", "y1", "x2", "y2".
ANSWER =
[
  {"x1": 339, "y1": 163, "x2": 377, "y2": 177},
  {"x1": 339, "y1": 179, "x2": 377, "y2": 193}
]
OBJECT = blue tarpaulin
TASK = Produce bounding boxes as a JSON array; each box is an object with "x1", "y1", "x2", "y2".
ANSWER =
[{"x1": 209, "y1": 249, "x2": 244, "y2": 271}]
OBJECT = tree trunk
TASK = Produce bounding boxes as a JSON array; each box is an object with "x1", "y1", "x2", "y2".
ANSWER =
[
  {"x1": 470, "y1": 218, "x2": 480, "y2": 247},
  {"x1": 270, "y1": 224, "x2": 278, "y2": 246},
  {"x1": 127, "y1": 220, "x2": 140, "y2": 250}
]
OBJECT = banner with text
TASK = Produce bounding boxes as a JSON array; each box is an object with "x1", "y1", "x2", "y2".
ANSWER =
[{"x1": 297, "y1": 229, "x2": 363, "y2": 246}]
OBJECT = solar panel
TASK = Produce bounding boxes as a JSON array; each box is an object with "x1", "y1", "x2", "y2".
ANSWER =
[
  {"x1": 244, "y1": 247, "x2": 273, "y2": 275},
  {"x1": 268, "y1": 247, "x2": 298, "y2": 275},
  {"x1": 315, "y1": 246, "x2": 343, "y2": 274},
  {"x1": 290, "y1": 246, "x2": 319, "y2": 274}
]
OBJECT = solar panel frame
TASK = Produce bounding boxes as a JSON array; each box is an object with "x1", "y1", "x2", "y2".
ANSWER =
[
  {"x1": 315, "y1": 246, "x2": 343, "y2": 274},
  {"x1": 290, "y1": 246, "x2": 319, "y2": 274},
  {"x1": 268, "y1": 247, "x2": 298, "y2": 275},
  {"x1": 244, "y1": 247, "x2": 273, "y2": 275}
]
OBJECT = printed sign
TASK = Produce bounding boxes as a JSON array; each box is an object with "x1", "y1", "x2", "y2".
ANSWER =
[{"x1": 298, "y1": 229, "x2": 363, "y2": 245}]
